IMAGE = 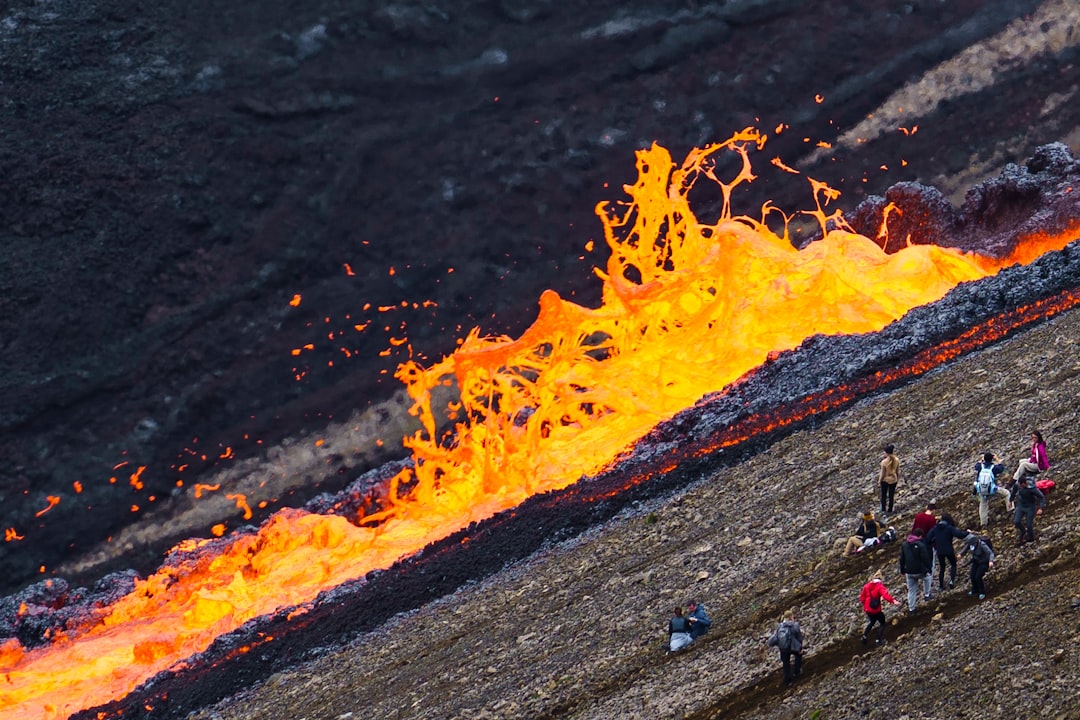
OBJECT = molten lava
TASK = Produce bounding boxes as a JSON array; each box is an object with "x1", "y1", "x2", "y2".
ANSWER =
[{"x1": 2, "y1": 129, "x2": 1077, "y2": 720}]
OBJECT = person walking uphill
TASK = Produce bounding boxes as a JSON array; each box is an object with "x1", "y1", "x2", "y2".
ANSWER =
[
  {"x1": 1009, "y1": 475, "x2": 1047, "y2": 545},
  {"x1": 767, "y1": 610, "x2": 804, "y2": 687},
  {"x1": 879, "y1": 444, "x2": 900, "y2": 515},
  {"x1": 860, "y1": 570, "x2": 899, "y2": 645},
  {"x1": 974, "y1": 452, "x2": 1011, "y2": 528},
  {"x1": 899, "y1": 527, "x2": 932, "y2": 613},
  {"x1": 959, "y1": 531, "x2": 995, "y2": 599},
  {"x1": 926, "y1": 513, "x2": 967, "y2": 590}
]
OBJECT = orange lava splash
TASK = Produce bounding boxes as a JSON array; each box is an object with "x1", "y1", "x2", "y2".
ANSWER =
[{"x1": 2, "y1": 129, "x2": 1077, "y2": 720}]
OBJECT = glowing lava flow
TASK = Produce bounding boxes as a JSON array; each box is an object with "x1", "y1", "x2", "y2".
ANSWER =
[{"x1": 1, "y1": 129, "x2": 1077, "y2": 720}]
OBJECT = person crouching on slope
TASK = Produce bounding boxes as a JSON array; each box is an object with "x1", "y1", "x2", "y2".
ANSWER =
[
  {"x1": 668, "y1": 606, "x2": 693, "y2": 652},
  {"x1": 860, "y1": 570, "x2": 898, "y2": 645}
]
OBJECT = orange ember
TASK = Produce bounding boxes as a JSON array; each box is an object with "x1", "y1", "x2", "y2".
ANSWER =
[{"x1": 2, "y1": 129, "x2": 1077, "y2": 720}]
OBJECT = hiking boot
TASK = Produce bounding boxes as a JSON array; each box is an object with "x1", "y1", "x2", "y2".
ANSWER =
[
  {"x1": 948, "y1": 581, "x2": 955, "y2": 589},
  {"x1": 876, "y1": 638, "x2": 887, "y2": 646},
  {"x1": 860, "y1": 634, "x2": 868, "y2": 645},
  {"x1": 978, "y1": 594, "x2": 986, "y2": 600}
]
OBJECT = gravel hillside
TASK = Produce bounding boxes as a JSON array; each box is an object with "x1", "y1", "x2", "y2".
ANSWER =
[{"x1": 190, "y1": 296, "x2": 1080, "y2": 718}]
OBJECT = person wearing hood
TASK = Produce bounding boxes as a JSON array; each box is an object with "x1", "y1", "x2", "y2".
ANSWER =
[
  {"x1": 926, "y1": 513, "x2": 967, "y2": 591},
  {"x1": 959, "y1": 531, "x2": 996, "y2": 599},
  {"x1": 899, "y1": 527, "x2": 932, "y2": 612},
  {"x1": 1009, "y1": 474, "x2": 1047, "y2": 545},
  {"x1": 686, "y1": 600, "x2": 712, "y2": 639},
  {"x1": 859, "y1": 570, "x2": 899, "y2": 645}
]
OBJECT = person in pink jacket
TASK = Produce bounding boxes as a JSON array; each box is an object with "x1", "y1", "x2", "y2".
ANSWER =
[
  {"x1": 1013, "y1": 430, "x2": 1050, "y2": 482},
  {"x1": 859, "y1": 570, "x2": 899, "y2": 645}
]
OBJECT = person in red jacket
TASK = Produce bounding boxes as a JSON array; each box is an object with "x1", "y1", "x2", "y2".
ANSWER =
[{"x1": 859, "y1": 570, "x2": 899, "y2": 645}]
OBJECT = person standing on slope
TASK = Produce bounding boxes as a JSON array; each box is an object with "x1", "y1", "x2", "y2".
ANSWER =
[
  {"x1": 899, "y1": 527, "x2": 932, "y2": 613},
  {"x1": 878, "y1": 444, "x2": 900, "y2": 516},
  {"x1": 859, "y1": 570, "x2": 899, "y2": 645}
]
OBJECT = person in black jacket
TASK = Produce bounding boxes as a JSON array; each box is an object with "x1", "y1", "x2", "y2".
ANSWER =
[
  {"x1": 959, "y1": 531, "x2": 996, "y2": 599},
  {"x1": 668, "y1": 606, "x2": 692, "y2": 652},
  {"x1": 899, "y1": 527, "x2": 932, "y2": 613},
  {"x1": 767, "y1": 610, "x2": 804, "y2": 687},
  {"x1": 926, "y1": 513, "x2": 967, "y2": 591},
  {"x1": 1009, "y1": 476, "x2": 1047, "y2": 545}
]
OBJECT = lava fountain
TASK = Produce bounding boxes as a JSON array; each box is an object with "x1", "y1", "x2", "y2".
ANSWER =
[{"x1": 2, "y1": 129, "x2": 1078, "y2": 720}]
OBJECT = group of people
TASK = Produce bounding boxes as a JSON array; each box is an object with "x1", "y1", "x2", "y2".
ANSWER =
[
  {"x1": 666, "y1": 600, "x2": 712, "y2": 652},
  {"x1": 852, "y1": 431, "x2": 1052, "y2": 554},
  {"x1": 671, "y1": 431, "x2": 1056, "y2": 688}
]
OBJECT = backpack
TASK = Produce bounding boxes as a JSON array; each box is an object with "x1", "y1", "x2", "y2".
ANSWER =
[
  {"x1": 775, "y1": 623, "x2": 792, "y2": 651},
  {"x1": 976, "y1": 463, "x2": 996, "y2": 497}
]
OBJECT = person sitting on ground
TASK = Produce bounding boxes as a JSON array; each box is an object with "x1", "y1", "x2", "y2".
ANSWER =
[
  {"x1": 1009, "y1": 475, "x2": 1047, "y2": 546},
  {"x1": 959, "y1": 530, "x2": 995, "y2": 599},
  {"x1": 1013, "y1": 430, "x2": 1051, "y2": 482},
  {"x1": 686, "y1": 600, "x2": 712, "y2": 639},
  {"x1": 767, "y1": 609, "x2": 804, "y2": 687},
  {"x1": 926, "y1": 512, "x2": 967, "y2": 591},
  {"x1": 668, "y1": 606, "x2": 693, "y2": 652},
  {"x1": 859, "y1": 570, "x2": 899, "y2": 645},
  {"x1": 843, "y1": 511, "x2": 884, "y2": 556},
  {"x1": 973, "y1": 451, "x2": 1011, "y2": 527}
]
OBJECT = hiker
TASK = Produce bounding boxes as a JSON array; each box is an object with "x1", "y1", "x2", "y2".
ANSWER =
[
  {"x1": 1009, "y1": 475, "x2": 1047, "y2": 545},
  {"x1": 959, "y1": 531, "x2": 995, "y2": 599},
  {"x1": 668, "y1": 606, "x2": 693, "y2": 651},
  {"x1": 1013, "y1": 430, "x2": 1050, "y2": 482},
  {"x1": 899, "y1": 527, "x2": 932, "y2": 613},
  {"x1": 910, "y1": 503, "x2": 937, "y2": 598},
  {"x1": 859, "y1": 570, "x2": 899, "y2": 645},
  {"x1": 878, "y1": 444, "x2": 900, "y2": 515},
  {"x1": 926, "y1": 513, "x2": 967, "y2": 591},
  {"x1": 686, "y1": 600, "x2": 712, "y2": 639},
  {"x1": 767, "y1": 610, "x2": 804, "y2": 686},
  {"x1": 973, "y1": 452, "x2": 1011, "y2": 527},
  {"x1": 843, "y1": 511, "x2": 883, "y2": 556}
]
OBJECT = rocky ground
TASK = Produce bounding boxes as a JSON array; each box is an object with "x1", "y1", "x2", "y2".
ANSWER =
[{"x1": 191, "y1": 300, "x2": 1080, "y2": 720}]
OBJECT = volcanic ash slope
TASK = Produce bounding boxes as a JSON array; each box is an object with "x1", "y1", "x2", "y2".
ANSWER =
[{"x1": 195, "y1": 306, "x2": 1080, "y2": 720}]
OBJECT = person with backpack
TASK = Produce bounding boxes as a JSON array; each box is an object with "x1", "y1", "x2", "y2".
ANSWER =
[
  {"x1": 1009, "y1": 475, "x2": 1047, "y2": 545},
  {"x1": 859, "y1": 570, "x2": 899, "y2": 645},
  {"x1": 1013, "y1": 430, "x2": 1051, "y2": 482},
  {"x1": 767, "y1": 609, "x2": 804, "y2": 686},
  {"x1": 926, "y1": 513, "x2": 967, "y2": 590},
  {"x1": 686, "y1": 600, "x2": 712, "y2": 639},
  {"x1": 973, "y1": 452, "x2": 1011, "y2": 528},
  {"x1": 899, "y1": 527, "x2": 932, "y2": 612},
  {"x1": 668, "y1": 606, "x2": 693, "y2": 652},
  {"x1": 959, "y1": 531, "x2": 996, "y2": 599}
]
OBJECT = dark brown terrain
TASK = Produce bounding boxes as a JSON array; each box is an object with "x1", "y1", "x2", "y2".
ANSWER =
[{"x1": 2, "y1": 0, "x2": 1080, "y2": 717}]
